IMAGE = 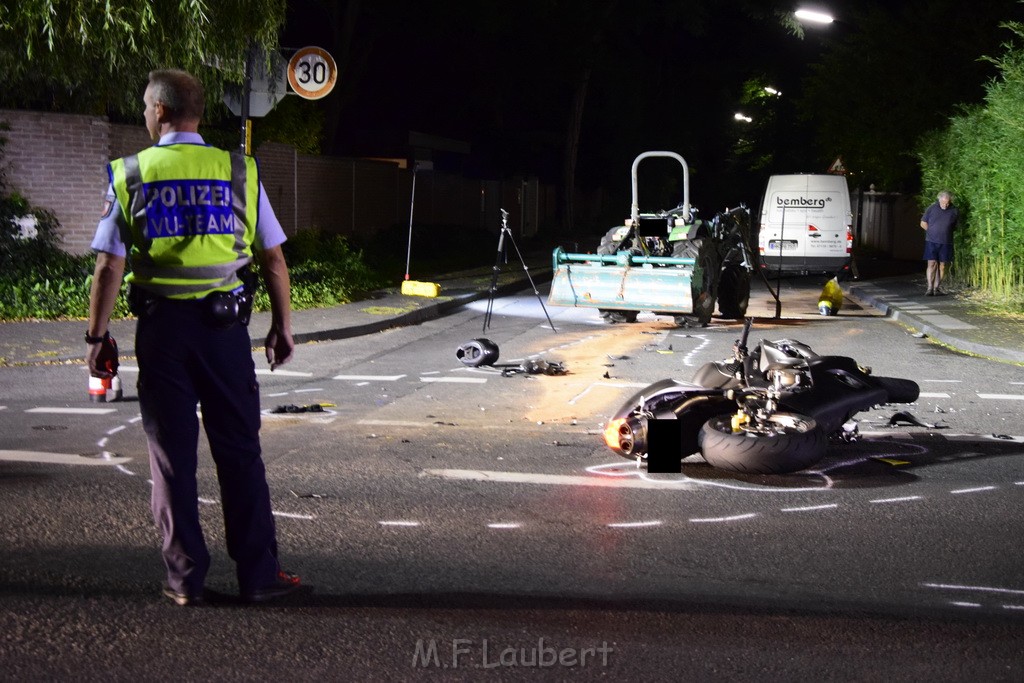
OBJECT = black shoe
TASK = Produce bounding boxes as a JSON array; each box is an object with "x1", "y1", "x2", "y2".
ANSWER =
[
  {"x1": 241, "y1": 570, "x2": 301, "y2": 603},
  {"x1": 925, "y1": 289, "x2": 934, "y2": 296},
  {"x1": 162, "y1": 584, "x2": 206, "y2": 607},
  {"x1": 934, "y1": 287, "x2": 947, "y2": 296}
]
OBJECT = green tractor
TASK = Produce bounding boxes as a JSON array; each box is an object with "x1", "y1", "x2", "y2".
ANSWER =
[{"x1": 548, "y1": 151, "x2": 754, "y2": 327}]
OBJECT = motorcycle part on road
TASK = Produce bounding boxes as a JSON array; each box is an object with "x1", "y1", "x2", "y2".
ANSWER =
[{"x1": 456, "y1": 338, "x2": 500, "y2": 367}]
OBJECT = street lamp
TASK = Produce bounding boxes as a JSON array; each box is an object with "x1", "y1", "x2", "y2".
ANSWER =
[
  {"x1": 795, "y1": 8, "x2": 834, "y2": 24},
  {"x1": 734, "y1": 113, "x2": 753, "y2": 122},
  {"x1": 764, "y1": 86, "x2": 782, "y2": 96}
]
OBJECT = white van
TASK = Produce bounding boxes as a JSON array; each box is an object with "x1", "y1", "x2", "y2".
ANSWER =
[{"x1": 757, "y1": 174, "x2": 853, "y2": 275}]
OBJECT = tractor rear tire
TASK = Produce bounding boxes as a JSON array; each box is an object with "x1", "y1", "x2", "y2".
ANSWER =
[
  {"x1": 672, "y1": 237, "x2": 719, "y2": 327},
  {"x1": 717, "y1": 265, "x2": 751, "y2": 319},
  {"x1": 596, "y1": 227, "x2": 639, "y2": 324}
]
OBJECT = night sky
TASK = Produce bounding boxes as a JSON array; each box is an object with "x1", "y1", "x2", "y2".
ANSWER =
[{"x1": 280, "y1": 0, "x2": 1024, "y2": 226}]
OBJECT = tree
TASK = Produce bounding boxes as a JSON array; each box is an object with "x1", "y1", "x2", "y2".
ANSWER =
[
  {"x1": 0, "y1": 0, "x2": 287, "y2": 116},
  {"x1": 798, "y1": 0, "x2": 1024, "y2": 191}
]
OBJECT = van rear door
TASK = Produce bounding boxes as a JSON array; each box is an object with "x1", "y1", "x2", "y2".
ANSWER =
[{"x1": 759, "y1": 175, "x2": 852, "y2": 273}]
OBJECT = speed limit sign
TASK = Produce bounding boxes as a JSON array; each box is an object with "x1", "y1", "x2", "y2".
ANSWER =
[{"x1": 287, "y1": 46, "x2": 337, "y2": 100}]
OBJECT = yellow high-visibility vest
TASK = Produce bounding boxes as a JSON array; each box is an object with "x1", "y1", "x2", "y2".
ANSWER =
[{"x1": 109, "y1": 143, "x2": 258, "y2": 299}]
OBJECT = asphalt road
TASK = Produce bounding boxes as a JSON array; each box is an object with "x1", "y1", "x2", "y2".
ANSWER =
[{"x1": 2, "y1": 276, "x2": 1023, "y2": 681}]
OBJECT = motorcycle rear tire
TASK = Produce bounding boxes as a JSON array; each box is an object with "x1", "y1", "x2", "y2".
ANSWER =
[{"x1": 698, "y1": 412, "x2": 826, "y2": 474}]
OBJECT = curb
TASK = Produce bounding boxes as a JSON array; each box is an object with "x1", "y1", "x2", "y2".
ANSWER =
[{"x1": 847, "y1": 284, "x2": 1024, "y2": 366}]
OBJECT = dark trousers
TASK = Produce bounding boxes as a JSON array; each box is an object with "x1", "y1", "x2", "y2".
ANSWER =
[{"x1": 136, "y1": 300, "x2": 280, "y2": 595}]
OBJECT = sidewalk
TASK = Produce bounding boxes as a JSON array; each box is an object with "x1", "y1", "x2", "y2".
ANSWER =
[
  {"x1": 846, "y1": 268, "x2": 1024, "y2": 366},
  {"x1": 1, "y1": 255, "x2": 1022, "y2": 367},
  {"x1": 0, "y1": 256, "x2": 554, "y2": 367}
]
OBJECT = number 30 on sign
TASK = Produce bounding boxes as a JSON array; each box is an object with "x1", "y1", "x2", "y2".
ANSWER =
[{"x1": 287, "y1": 46, "x2": 337, "y2": 100}]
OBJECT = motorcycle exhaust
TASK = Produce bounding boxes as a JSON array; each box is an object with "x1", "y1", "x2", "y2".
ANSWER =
[{"x1": 603, "y1": 416, "x2": 646, "y2": 456}]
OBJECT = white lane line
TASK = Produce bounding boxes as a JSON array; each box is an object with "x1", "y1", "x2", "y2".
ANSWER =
[
  {"x1": 293, "y1": 388, "x2": 323, "y2": 393},
  {"x1": 951, "y1": 602, "x2": 982, "y2": 608},
  {"x1": 924, "y1": 582, "x2": 1024, "y2": 596},
  {"x1": 273, "y1": 511, "x2": 316, "y2": 520},
  {"x1": 334, "y1": 374, "x2": 406, "y2": 381},
  {"x1": 0, "y1": 450, "x2": 131, "y2": 466},
  {"x1": 356, "y1": 382, "x2": 369, "y2": 386},
  {"x1": 781, "y1": 503, "x2": 839, "y2": 512},
  {"x1": 950, "y1": 486, "x2": 997, "y2": 494},
  {"x1": 1002, "y1": 604, "x2": 1024, "y2": 611},
  {"x1": 198, "y1": 497, "x2": 217, "y2": 505},
  {"x1": 26, "y1": 407, "x2": 117, "y2": 415},
  {"x1": 267, "y1": 392, "x2": 289, "y2": 397},
  {"x1": 0, "y1": 406, "x2": 7, "y2": 411},
  {"x1": 420, "y1": 377, "x2": 488, "y2": 384},
  {"x1": 255, "y1": 368, "x2": 313, "y2": 377},
  {"x1": 116, "y1": 464, "x2": 136, "y2": 476},
  {"x1": 918, "y1": 392, "x2": 951, "y2": 399},
  {"x1": 105, "y1": 425, "x2": 126, "y2": 435},
  {"x1": 487, "y1": 523, "x2": 522, "y2": 529},
  {"x1": 420, "y1": 371, "x2": 441, "y2": 375},
  {"x1": 379, "y1": 520, "x2": 421, "y2": 527},
  {"x1": 977, "y1": 393, "x2": 1024, "y2": 400},
  {"x1": 869, "y1": 495, "x2": 923, "y2": 504},
  {"x1": 689, "y1": 513, "x2": 758, "y2": 523},
  {"x1": 424, "y1": 468, "x2": 700, "y2": 490},
  {"x1": 607, "y1": 521, "x2": 663, "y2": 528},
  {"x1": 129, "y1": 416, "x2": 142, "y2": 424},
  {"x1": 923, "y1": 379, "x2": 961, "y2": 383}
]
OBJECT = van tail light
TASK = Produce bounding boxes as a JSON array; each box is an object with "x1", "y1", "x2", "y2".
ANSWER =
[{"x1": 845, "y1": 228, "x2": 854, "y2": 254}]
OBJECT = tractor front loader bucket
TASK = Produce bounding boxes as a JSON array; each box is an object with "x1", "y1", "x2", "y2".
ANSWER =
[{"x1": 546, "y1": 247, "x2": 698, "y2": 313}]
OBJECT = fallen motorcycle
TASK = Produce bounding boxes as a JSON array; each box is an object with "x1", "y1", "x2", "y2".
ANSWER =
[{"x1": 603, "y1": 318, "x2": 920, "y2": 474}]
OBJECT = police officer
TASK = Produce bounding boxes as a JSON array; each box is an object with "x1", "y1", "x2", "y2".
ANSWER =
[{"x1": 86, "y1": 69, "x2": 300, "y2": 606}]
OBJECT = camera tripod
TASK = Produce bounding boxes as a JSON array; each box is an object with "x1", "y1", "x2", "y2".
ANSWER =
[{"x1": 482, "y1": 209, "x2": 557, "y2": 333}]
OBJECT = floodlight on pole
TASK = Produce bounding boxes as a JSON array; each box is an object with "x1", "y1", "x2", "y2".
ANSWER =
[
  {"x1": 734, "y1": 113, "x2": 753, "y2": 123},
  {"x1": 764, "y1": 86, "x2": 782, "y2": 96},
  {"x1": 795, "y1": 8, "x2": 834, "y2": 24}
]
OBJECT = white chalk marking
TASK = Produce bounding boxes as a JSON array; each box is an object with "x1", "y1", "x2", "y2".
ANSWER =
[
  {"x1": 359, "y1": 419, "x2": 441, "y2": 428},
  {"x1": 869, "y1": 495, "x2": 922, "y2": 504},
  {"x1": 128, "y1": 416, "x2": 143, "y2": 424},
  {"x1": 116, "y1": 465, "x2": 136, "y2": 476},
  {"x1": 689, "y1": 513, "x2": 758, "y2": 523},
  {"x1": 1002, "y1": 604, "x2": 1024, "y2": 611},
  {"x1": 487, "y1": 522, "x2": 522, "y2": 529},
  {"x1": 293, "y1": 388, "x2": 323, "y2": 393},
  {"x1": 97, "y1": 437, "x2": 108, "y2": 448},
  {"x1": 267, "y1": 392, "x2": 290, "y2": 397},
  {"x1": 978, "y1": 393, "x2": 1024, "y2": 400},
  {"x1": 923, "y1": 379, "x2": 961, "y2": 383},
  {"x1": 918, "y1": 392, "x2": 951, "y2": 399},
  {"x1": 781, "y1": 503, "x2": 839, "y2": 513},
  {"x1": 105, "y1": 425, "x2": 126, "y2": 435},
  {"x1": 950, "y1": 486, "x2": 997, "y2": 494},
  {"x1": 198, "y1": 497, "x2": 217, "y2": 505},
  {"x1": 607, "y1": 520, "x2": 663, "y2": 528},
  {"x1": 951, "y1": 601, "x2": 982, "y2": 608},
  {"x1": 568, "y1": 381, "x2": 648, "y2": 405},
  {"x1": 379, "y1": 520, "x2": 421, "y2": 527}
]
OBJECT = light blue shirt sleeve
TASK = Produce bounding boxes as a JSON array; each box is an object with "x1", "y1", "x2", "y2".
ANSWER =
[{"x1": 90, "y1": 183, "x2": 127, "y2": 257}]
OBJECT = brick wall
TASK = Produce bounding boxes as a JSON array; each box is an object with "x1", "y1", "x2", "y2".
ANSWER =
[
  {"x1": 1, "y1": 108, "x2": 557, "y2": 254},
  {"x1": 1, "y1": 110, "x2": 111, "y2": 253}
]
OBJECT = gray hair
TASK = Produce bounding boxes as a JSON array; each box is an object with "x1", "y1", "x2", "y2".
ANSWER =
[{"x1": 937, "y1": 191, "x2": 952, "y2": 201}]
